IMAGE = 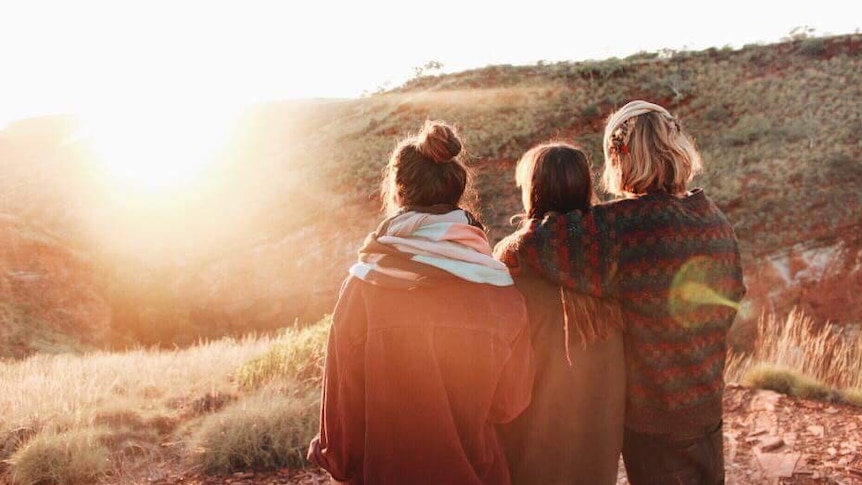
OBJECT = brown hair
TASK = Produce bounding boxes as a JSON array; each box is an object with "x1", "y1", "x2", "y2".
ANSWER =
[
  {"x1": 515, "y1": 142, "x2": 623, "y2": 359},
  {"x1": 381, "y1": 120, "x2": 474, "y2": 215},
  {"x1": 602, "y1": 100, "x2": 702, "y2": 196},
  {"x1": 515, "y1": 142, "x2": 594, "y2": 219}
]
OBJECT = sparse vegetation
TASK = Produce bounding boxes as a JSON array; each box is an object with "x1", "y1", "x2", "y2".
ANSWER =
[
  {"x1": 726, "y1": 309, "x2": 862, "y2": 406},
  {"x1": 722, "y1": 115, "x2": 773, "y2": 146},
  {"x1": 8, "y1": 429, "x2": 109, "y2": 485},
  {"x1": 842, "y1": 388, "x2": 862, "y2": 407},
  {"x1": 800, "y1": 37, "x2": 827, "y2": 56},
  {"x1": 580, "y1": 103, "x2": 599, "y2": 118},
  {"x1": 235, "y1": 317, "x2": 330, "y2": 391},
  {"x1": 0, "y1": 325, "x2": 328, "y2": 483},
  {"x1": 742, "y1": 365, "x2": 837, "y2": 402},
  {"x1": 188, "y1": 389, "x2": 319, "y2": 473}
]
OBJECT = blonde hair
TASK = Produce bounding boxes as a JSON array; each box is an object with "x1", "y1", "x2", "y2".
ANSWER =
[{"x1": 602, "y1": 100, "x2": 702, "y2": 196}]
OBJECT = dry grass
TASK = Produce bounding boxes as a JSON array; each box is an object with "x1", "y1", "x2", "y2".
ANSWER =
[
  {"x1": 0, "y1": 336, "x2": 273, "y2": 433},
  {"x1": 0, "y1": 318, "x2": 333, "y2": 484},
  {"x1": 235, "y1": 317, "x2": 330, "y2": 391},
  {"x1": 187, "y1": 388, "x2": 319, "y2": 473},
  {"x1": 185, "y1": 320, "x2": 330, "y2": 473},
  {"x1": 742, "y1": 364, "x2": 837, "y2": 402},
  {"x1": 8, "y1": 428, "x2": 109, "y2": 485},
  {"x1": 0, "y1": 335, "x2": 278, "y2": 484},
  {"x1": 841, "y1": 388, "x2": 862, "y2": 407},
  {"x1": 726, "y1": 309, "x2": 862, "y2": 406}
]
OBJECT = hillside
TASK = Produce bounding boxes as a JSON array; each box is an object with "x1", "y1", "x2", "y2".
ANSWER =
[
  {"x1": 0, "y1": 33, "x2": 860, "y2": 352},
  {"x1": 0, "y1": 213, "x2": 109, "y2": 357},
  {"x1": 244, "y1": 32, "x2": 862, "y2": 339}
]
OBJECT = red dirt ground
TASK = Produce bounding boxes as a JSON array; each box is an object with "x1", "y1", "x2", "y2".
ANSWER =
[{"x1": 147, "y1": 387, "x2": 862, "y2": 485}]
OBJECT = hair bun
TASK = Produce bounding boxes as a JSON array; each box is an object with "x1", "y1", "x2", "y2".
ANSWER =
[{"x1": 416, "y1": 120, "x2": 462, "y2": 163}]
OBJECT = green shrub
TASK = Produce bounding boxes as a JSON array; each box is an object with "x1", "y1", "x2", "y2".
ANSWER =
[
  {"x1": 235, "y1": 316, "x2": 330, "y2": 390},
  {"x1": 824, "y1": 151, "x2": 861, "y2": 181},
  {"x1": 580, "y1": 103, "x2": 599, "y2": 118},
  {"x1": 188, "y1": 390, "x2": 319, "y2": 473},
  {"x1": 577, "y1": 58, "x2": 625, "y2": 79},
  {"x1": 722, "y1": 115, "x2": 773, "y2": 146},
  {"x1": 704, "y1": 105, "x2": 731, "y2": 122},
  {"x1": 800, "y1": 38, "x2": 827, "y2": 56},
  {"x1": 8, "y1": 429, "x2": 109, "y2": 485},
  {"x1": 625, "y1": 50, "x2": 659, "y2": 62}
]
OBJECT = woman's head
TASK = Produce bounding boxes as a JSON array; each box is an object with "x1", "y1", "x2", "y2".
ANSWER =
[
  {"x1": 515, "y1": 142, "x2": 594, "y2": 219},
  {"x1": 602, "y1": 100, "x2": 702, "y2": 197},
  {"x1": 381, "y1": 120, "x2": 473, "y2": 215}
]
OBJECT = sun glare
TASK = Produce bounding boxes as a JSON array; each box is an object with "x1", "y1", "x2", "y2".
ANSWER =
[{"x1": 78, "y1": 104, "x2": 240, "y2": 192}]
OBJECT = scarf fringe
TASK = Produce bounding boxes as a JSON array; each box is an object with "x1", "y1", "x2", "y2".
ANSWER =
[{"x1": 560, "y1": 287, "x2": 625, "y2": 366}]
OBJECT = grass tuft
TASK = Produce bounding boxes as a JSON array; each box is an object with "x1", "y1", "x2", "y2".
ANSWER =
[
  {"x1": 235, "y1": 317, "x2": 330, "y2": 390},
  {"x1": 742, "y1": 364, "x2": 838, "y2": 402},
  {"x1": 727, "y1": 309, "x2": 862, "y2": 407},
  {"x1": 0, "y1": 426, "x2": 39, "y2": 471},
  {"x1": 8, "y1": 429, "x2": 109, "y2": 485},
  {"x1": 188, "y1": 389, "x2": 319, "y2": 473},
  {"x1": 841, "y1": 388, "x2": 862, "y2": 408},
  {"x1": 0, "y1": 334, "x2": 279, "y2": 483}
]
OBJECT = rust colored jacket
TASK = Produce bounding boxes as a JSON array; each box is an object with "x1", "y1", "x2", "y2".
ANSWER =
[{"x1": 308, "y1": 277, "x2": 534, "y2": 485}]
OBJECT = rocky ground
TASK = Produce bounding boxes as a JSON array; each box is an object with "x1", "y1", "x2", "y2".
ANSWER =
[
  {"x1": 719, "y1": 385, "x2": 862, "y2": 484},
  {"x1": 149, "y1": 387, "x2": 862, "y2": 485}
]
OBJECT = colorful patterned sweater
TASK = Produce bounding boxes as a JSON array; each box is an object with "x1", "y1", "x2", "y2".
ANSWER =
[{"x1": 495, "y1": 189, "x2": 745, "y2": 435}]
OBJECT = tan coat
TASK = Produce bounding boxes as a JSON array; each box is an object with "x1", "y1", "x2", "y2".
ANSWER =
[{"x1": 500, "y1": 275, "x2": 626, "y2": 485}]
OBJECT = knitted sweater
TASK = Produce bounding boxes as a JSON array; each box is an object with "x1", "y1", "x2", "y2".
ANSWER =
[{"x1": 495, "y1": 189, "x2": 746, "y2": 435}]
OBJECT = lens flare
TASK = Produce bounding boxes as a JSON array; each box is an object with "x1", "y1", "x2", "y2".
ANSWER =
[{"x1": 669, "y1": 256, "x2": 740, "y2": 327}]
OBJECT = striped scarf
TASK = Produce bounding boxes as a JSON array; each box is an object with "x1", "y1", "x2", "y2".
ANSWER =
[{"x1": 350, "y1": 208, "x2": 514, "y2": 289}]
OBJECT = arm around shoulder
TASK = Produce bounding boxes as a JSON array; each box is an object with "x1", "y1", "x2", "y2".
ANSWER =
[{"x1": 495, "y1": 208, "x2": 619, "y2": 298}]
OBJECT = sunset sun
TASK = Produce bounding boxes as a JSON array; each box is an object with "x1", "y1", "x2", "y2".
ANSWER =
[{"x1": 78, "y1": 104, "x2": 240, "y2": 192}]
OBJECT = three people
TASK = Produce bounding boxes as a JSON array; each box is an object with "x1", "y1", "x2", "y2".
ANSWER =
[{"x1": 310, "y1": 100, "x2": 745, "y2": 485}]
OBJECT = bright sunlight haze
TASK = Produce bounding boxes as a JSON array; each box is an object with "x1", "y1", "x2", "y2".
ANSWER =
[{"x1": 77, "y1": 103, "x2": 240, "y2": 192}]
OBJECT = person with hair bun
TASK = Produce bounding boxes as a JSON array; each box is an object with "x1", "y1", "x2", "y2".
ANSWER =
[
  {"x1": 496, "y1": 101, "x2": 746, "y2": 484},
  {"x1": 308, "y1": 120, "x2": 534, "y2": 485}
]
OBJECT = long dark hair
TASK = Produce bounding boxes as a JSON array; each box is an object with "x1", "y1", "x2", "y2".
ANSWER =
[
  {"x1": 381, "y1": 120, "x2": 477, "y2": 216},
  {"x1": 515, "y1": 142, "x2": 594, "y2": 219}
]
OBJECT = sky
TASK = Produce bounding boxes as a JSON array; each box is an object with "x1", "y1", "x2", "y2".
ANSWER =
[{"x1": 0, "y1": 0, "x2": 859, "y2": 128}]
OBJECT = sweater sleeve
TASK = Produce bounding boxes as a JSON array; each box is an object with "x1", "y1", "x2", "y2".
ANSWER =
[
  {"x1": 517, "y1": 208, "x2": 619, "y2": 299},
  {"x1": 307, "y1": 279, "x2": 367, "y2": 482}
]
